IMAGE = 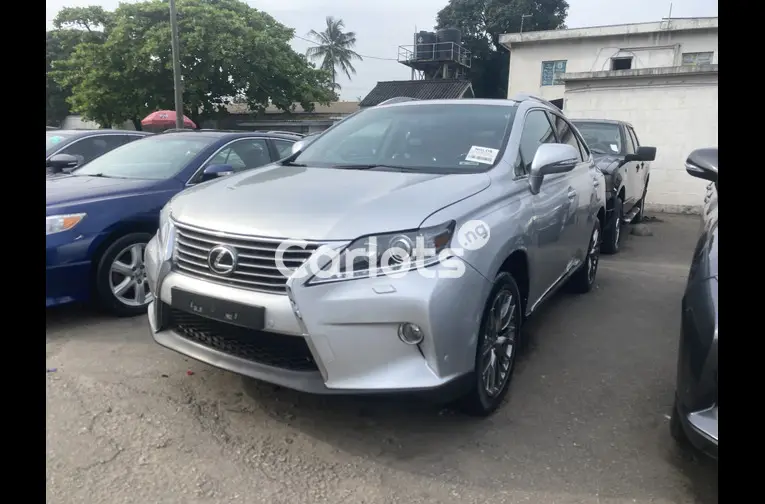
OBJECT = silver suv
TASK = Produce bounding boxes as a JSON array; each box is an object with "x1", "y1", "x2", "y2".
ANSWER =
[{"x1": 145, "y1": 96, "x2": 606, "y2": 416}]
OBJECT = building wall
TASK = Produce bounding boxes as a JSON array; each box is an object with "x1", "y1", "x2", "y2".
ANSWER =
[
  {"x1": 506, "y1": 27, "x2": 718, "y2": 100},
  {"x1": 564, "y1": 73, "x2": 718, "y2": 212}
]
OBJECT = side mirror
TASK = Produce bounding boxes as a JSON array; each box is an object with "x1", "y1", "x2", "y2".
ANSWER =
[
  {"x1": 625, "y1": 146, "x2": 657, "y2": 162},
  {"x1": 291, "y1": 140, "x2": 304, "y2": 155},
  {"x1": 201, "y1": 164, "x2": 234, "y2": 182},
  {"x1": 685, "y1": 148, "x2": 717, "y2": 184},
  {"x1": 46, "y1": 153, "x2": 80, "y2": 172},
  {"x1": 528, "y1": 144, "x2": 580, "y2": 194}
]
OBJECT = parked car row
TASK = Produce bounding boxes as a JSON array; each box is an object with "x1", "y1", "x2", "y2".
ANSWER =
[{"x1": 45, "y1": 98, "x2": 718, "y2": 458}]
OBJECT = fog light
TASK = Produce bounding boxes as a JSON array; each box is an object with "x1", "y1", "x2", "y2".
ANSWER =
[{"x1": 398, "y1": 323, "x2": 424, "y2": 345}]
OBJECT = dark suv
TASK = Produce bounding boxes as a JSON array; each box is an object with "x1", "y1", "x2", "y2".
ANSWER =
[{"x1": 571, "y1": 119, "x2": 656, "y2": 254}]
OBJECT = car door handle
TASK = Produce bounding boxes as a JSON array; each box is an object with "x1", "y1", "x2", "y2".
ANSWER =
[
  {"x1": 567, "y1": 190, "x2": 577, "y2": 200},
  {"x1": 593, "y1": 180, "x2": 600, "y2": 187}
]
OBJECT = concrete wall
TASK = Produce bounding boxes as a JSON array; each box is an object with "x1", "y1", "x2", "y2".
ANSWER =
[
  {"x1": 506, "y1": 25, "x2": 718, "y2": 101},
  {"x1": 564, "y1": 72, "x2": 718, "y2": 212}
]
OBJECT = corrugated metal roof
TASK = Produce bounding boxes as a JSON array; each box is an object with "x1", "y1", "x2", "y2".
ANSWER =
[{"x1": 359, "y1": 80, "x2": 474, "y2": 107}]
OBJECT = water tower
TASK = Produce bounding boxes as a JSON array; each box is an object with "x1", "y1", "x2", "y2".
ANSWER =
[{"x1": 397, "y1": 28, "x2": 472, "y2": 80}]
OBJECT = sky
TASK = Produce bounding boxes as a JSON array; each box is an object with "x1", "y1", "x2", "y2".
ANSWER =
[{"x1": 46, "y1": 0, "x2": 718, "y2": 101}]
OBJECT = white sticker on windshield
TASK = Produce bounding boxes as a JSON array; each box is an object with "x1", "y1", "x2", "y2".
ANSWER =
[
  {"x1": 465, "y1": 146, "x2": 499, "y2": 165},
  {"x1": 610, "y1": 144, "x2": 618, "y2": 152}
]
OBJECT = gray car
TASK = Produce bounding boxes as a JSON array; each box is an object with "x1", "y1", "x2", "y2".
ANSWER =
[{"x1": 145, "y1": 96, "x2": 607, "y2": 416}]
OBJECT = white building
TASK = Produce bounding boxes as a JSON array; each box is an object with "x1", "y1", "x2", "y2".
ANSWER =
[{"x1": 499, "y1": 18, "x2": 718, "y2": 212}]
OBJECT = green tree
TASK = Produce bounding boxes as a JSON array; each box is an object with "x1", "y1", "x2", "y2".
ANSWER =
[
  {"x1": 46, "y1": 7, "x2": 113, "y2": 126},
  {"x1": 51, "y1": 0, "x2": 335, "y2": 129},
  {"x1": 306, "y1": 16, "x2": 363, "y2": 92},
  {"x1": 436, "y1": 0, "x2": 568, "y2": 98}
]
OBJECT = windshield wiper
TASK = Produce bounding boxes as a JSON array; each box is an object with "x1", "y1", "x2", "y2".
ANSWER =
[
  {"x1": 281, "y1": 160, "x2": 307, "y2": 167},
  {"x1": 590, "y1": 148, "x2": 608, "y2": 154},
  {"x1": 331, "y1": 163, "x2": 412, "y2": 171}
]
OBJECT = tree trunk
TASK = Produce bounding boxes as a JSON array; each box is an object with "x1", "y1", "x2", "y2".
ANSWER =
[{"x1": 132, "y1": 118, "x2": 143, "y2": 131}]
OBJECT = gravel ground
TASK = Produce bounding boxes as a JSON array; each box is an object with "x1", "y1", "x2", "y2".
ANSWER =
[{"x1": 46, "y1": 213, "x2": 717, "y2": 504}]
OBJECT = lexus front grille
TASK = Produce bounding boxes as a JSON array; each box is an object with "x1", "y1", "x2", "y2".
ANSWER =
[{"x1": 173, "y1": 221, "x2": 321, "y2": 294}]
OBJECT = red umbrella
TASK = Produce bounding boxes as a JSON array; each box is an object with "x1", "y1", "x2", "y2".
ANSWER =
[{"x1": 141, "y1": 110, "x2": 197, "y2": 129}]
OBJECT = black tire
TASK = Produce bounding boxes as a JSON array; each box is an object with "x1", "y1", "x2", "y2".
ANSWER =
[
  {"x1": 94, "y1": 232, "x2": 154, "y2": 317},
  {"x1": 567, "y1": 220, "x2": 601, "y2": 294},
  {"x1": 632, "y1": 185, "x2": 648, "y2": 223},
  {"x1": 601, "y1": 197, "x2": 623, "y2": 255},
  {"x1": 669, "y1": 398, "x2": 690, "y2": 447},
  {"x1": 457, "y1": 272, "x2": 523, "y2": 417}
]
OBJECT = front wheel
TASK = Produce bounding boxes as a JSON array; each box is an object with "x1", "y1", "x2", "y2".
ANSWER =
[
  {"x1": 457, "y1": 272, "x2": 523, "y2": 417},
  {"x1": 94, "y1": 232, "x2": 155, "y2": 317}
]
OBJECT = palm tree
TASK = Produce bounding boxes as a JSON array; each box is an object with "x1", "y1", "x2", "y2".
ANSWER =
[{"x1": 306, "y1": 17, "x2": 363, "y2": 91}]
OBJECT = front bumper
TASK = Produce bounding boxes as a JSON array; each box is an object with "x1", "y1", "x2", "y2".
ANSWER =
[
  {"x1": 146, "y1": 234, "x2": 491, "y2": 396},
  {"x1": 45, "y1": 231, "x2": 102, "y2": 307},
  {"x1": 676, "y1": 396, "x2": 718, "y2": 459}
]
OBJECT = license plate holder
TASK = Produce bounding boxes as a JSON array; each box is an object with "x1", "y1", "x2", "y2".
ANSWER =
[{"x1": 171, "y1": 288, "x2": 265, "y2": 330}]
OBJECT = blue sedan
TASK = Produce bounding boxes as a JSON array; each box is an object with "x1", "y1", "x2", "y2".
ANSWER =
[{"x1": 46, "y1": 130, "x2": 299, "y2": 316}]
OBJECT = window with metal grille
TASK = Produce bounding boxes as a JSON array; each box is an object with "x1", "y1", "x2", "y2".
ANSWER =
[
  {"x1": 541, "y1": 60, "x2": 567, "y2": 86},
  {"x1": 682, "y1": 52, "x2": 713, "y2": 66}
]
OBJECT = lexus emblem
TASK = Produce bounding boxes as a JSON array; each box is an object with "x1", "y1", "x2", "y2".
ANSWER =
[{"x1": 207, "y1": 245, "x2": 237, "y2": 275}]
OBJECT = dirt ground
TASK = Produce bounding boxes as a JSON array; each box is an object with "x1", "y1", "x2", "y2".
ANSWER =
[{"x1": 46, "y1": 213, "x2": 717, "y2": 504}]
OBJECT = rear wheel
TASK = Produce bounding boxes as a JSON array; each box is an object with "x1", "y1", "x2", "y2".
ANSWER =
[
  {"x1": 601, "y1": 197, "x2": 623, "y2": 254},
  {"x1": 632, "y1": 185, "x2": 648, "y2": 223},
  {"x1": 94, "y1": 233, "x2": 154, "y2": 317},
  {"x1": 457, "y1": 272, "x2": 522, "y2": 417},
  {"x1": 567, "y1": 221, "x2": 601, "y2": 294}
]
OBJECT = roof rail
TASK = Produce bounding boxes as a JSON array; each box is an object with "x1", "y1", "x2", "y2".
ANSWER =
[
  {"x1": 377, "y1": 96, "x2": 418, "y2": 106},
  {"x1": 512, "y1": 93, "x2": 561, "y2": 110}
]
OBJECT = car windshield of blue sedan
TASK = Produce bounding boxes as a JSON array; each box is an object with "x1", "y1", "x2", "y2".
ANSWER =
[
  {"x1": 73, "y1": 136, "x2": 212, "y2": 180},
  {"x1": 293, "y1": 103, "x2": 518, "y2": 172}
]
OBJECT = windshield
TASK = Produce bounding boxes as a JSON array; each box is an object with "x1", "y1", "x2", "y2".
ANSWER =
[
  {"x1": 294, "y1": 103, "x2": 517, "y2": 172},
  {"x1": 46, "y1": 132, "x2": 75, "y2": 154},
  {"x1": 73, "y1": 136, "x2": 213, "y2": 180},
  {"x1": 573, "y1": 122, "x2": 623, "y2": 155}
]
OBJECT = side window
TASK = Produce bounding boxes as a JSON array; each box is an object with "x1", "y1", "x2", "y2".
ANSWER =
[
  {"x1": 517, "y1": 110, "x2": 557, "y2": 176},
  {"x1": 272, "y1": 139, "x2": 295, "y2": 159},
  {"x1": 549, "y1": 113, "x2": 584, "y2": 162},
  {"x1": 60, "y1": 137, "x2": 112, "y2": 165},
  {"x1": 627, "y1": 127, "x2": 640, "y2": 148},
  {"x1": 622, "y1": 126, "x2": 636, "y2": 155},
  {"x1": 207, "y1": 139, "x2": 270, "y2": 173},
  {"x1": 101, "y1": 135, "x2": 134, "y2": 150}
]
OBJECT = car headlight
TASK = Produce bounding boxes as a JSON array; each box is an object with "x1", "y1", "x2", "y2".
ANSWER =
[
  {"x1": 46, "y1": 213, "x2": 86, "y2": 235},
  {"x1": 303, "y1": 221, "x2": 455, "y2": 285},
  {"x1": 157, "y1": 204, "x2": 176, "y2": 261}
]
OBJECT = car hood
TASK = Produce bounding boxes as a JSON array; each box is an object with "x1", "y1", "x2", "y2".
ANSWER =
[
  {"x1": 46, "y1": 175, "x2": 170, "y2": 210},
  {"x1": 169, "y1": 164, "x2": 492, "y2": 240},
  {"x1": 592, "y1": 153, "x2": 624, "y2": 174}
]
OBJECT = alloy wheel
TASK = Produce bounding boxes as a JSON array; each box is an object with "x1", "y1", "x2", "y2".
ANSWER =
[
  {"x1": 587, "y1": 227, "x2": 601, "y2": 284},
  {"x1": 480, "y1": 289, "x2": 519, "y2": 397},
  {"x1": 108, "y1": 243, "x2": 153, "y2": 307}
]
